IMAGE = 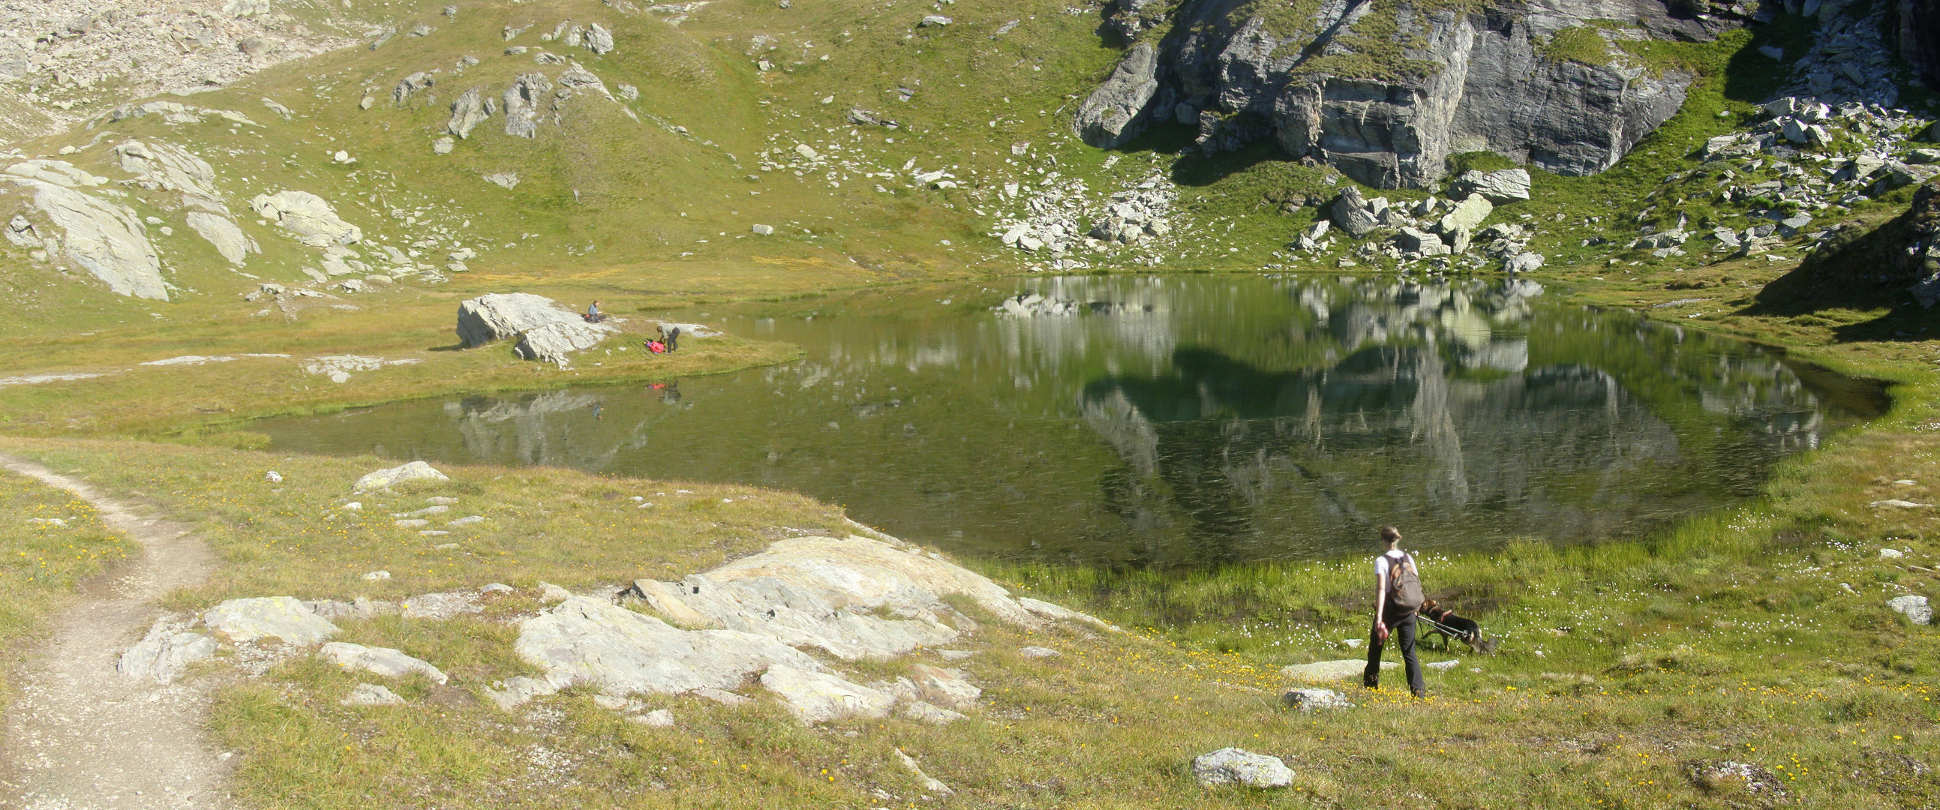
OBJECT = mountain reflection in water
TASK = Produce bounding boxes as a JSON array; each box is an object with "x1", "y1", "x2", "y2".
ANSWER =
[{"x1": 255, "y1": 275, "x2": 1871, "y2": 567}]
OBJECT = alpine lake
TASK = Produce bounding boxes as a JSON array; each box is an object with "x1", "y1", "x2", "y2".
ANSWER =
[{"x1": 254, "y1": 275, "x2": 1886, "y2": 569}]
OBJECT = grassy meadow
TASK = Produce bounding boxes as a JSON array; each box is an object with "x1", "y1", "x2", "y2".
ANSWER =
[{"x1": 0, "y1": 0, "x2": 1934, "y2": 806}]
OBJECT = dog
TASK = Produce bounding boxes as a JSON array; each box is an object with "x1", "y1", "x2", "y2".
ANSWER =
[{"x1": 1418, "y1": 599, "x2": 1498, "y2": 654}]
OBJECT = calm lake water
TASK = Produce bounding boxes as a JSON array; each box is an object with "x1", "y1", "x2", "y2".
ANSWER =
[{"x1": 257, "y1": 275, "x2": 1883, "y2": 567}]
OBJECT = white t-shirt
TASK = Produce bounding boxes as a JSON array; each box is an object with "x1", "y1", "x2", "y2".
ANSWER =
[{"x1": 1374, "y1": 549, "x2": 1418, "y2": 583}]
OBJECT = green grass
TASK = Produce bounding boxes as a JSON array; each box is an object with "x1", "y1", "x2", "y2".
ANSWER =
[{"x1": 0, "y1": 467, "x2": 130, "y2": 716}]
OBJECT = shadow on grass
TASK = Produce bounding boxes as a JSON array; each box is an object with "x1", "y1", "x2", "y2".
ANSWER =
[{"x1": 1742, "y1": 206, "x2": 1934, "y2": 342}]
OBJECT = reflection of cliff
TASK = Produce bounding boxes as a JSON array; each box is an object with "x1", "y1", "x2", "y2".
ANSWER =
[
  {"x1": 446, "y1": 390, "x2": 652, "y2": 469},
  {"x1": 1082, "y1": 345, "x2": 1696, "y2": 565}
]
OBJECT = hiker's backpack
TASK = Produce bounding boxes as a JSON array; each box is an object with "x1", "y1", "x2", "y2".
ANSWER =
[{"x1": 1387, "y1": 553, "x2": 1424, "y2": 612}]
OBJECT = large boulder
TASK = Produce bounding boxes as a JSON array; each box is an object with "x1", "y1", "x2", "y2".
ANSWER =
[
  {"x1": 1329, "y1": 187, "x2": 1380, "y2": 237},
  {"x1": 249, "y1": 190, "x2": 361, "y2": 247},
  {"x1": 1074, "y1": 42, "x2": 1160, "y2": 149},
  {"x1": 1451, "y1": 169, "x2": 1531, "y2": 202},
  {"x1": 1436, "y1": 195, "x2": 1493, "y2": 235},
  {"x1": 515, "y1": 320, "x2": 617, "y2": 366},
  {"x1": 447, "y1": 87, "x2": 496, "y2": 139},
  {"x1": 455, "y1": 293, "x2": 587, "y2": 347}
]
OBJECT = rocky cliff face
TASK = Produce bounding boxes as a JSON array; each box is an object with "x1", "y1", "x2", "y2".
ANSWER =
[
  {"x1": 1898, "y1": 0, "x2": 1940, "y2": 90},
  {"x1": 1078, "y1": 0, "x2": 1746, "y2": 188}
]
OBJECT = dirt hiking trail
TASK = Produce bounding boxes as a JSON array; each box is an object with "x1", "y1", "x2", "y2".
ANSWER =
[{"x1": 0, "y1": 454, "x2": 233, "y2": 809}]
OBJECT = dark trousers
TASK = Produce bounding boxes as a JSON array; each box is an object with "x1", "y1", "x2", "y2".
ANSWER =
[{"x1": 1364, "y1": 608, "x2": 1427, "y2": 697}]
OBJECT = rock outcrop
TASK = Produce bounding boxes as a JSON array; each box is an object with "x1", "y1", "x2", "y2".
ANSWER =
[
  {"x1": 114, "y1": 140, "x2": 258, "y2": 267},
  {"x1": 1076, "y1": 0, "x2": 1737, "y2": 188},
  {"x1": 0, "y1": 159, "x2": 169, "y2": 299},
  {"x1": 1073, "y1": 42, "x2": 1159, "y2": 149},
  {"x1": 503, "y1": 533, "x2": 1112, "y2": 722},
  {"x1": 249, "y1": 190, "x2": 362, "y2": 247},
  {"x1": 204, "y1": 596, "x2": 341, "y2": 646},
  {"x1": 456, "y1": 293, "x2": 616, "y2": 365}
]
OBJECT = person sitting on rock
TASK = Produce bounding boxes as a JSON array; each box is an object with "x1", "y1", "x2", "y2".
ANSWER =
[{"x1": 584, "y1": 300, "x2": 604, "y2": 323}]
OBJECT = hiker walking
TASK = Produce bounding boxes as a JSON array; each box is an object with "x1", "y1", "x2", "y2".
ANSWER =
[{"x1": 1364, "y1": 524, "x2": 1427, "y2": 698}]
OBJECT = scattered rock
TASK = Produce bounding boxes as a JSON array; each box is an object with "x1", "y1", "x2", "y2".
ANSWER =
[
  {"x1": 1686, "y1": 760, "x2": 1789, "y2": 802},
  {"x1": 895, "y1": 748, "x2": 953, "y2": 797},
  {"x1": 1017, "y1": 646, "x2": 1059, "y2": 659},
  {"x1": 1191, "y1": 748, "x2": 1294, "y2": 788},
  {"x1": 447, "y1": 87, "x2": 496, "y2": 138},
  {"x1": 1888, "y1": 595, "x2": 1932, "y2": 625},
  {"x1": 318, "y1": 641, "x2": 450, "y2": 684},
  {"x1": 342, "y1": 683, "x2": 406, "y2": 706},
  {"x1": 634, "y1": 708, "x2": 676, "y2": 727},
  {"x1": 1280, "y1": 688, "x2": 1353, "y2": 711},
  {"x1": 1281, "y1": 659, "x2": 1391, "y2": 683},
  {"x1": 1879, "y1": 548, "x2": 1906, "y2": 560}
]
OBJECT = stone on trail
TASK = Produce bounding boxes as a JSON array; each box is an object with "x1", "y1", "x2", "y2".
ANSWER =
[
  {"x1": 1281, "y1": 688, "x2": 1353, "y2": 712},
  {"x1": 354, "y1": 461, "x2": 449, "y2": 492},
  {"x1": 204, "y1": 596, "x2": 341, "y2": 646},
  {"x1": 1888, "y1": 595, "x2": 1932, "y2": 625},
  {"x1": 1281, "y1": 659, "x2": 1391, "y2": 683},
  {"x1": 118, "y1": 616, "x2": 218, "y2": 683},
  {"x1": 342, "y1": 683, "x2": 406, "y2": 706},
  {"x1": 759, "y1": 663, "x2": 896, "y2": 724},
  {"x1": 319, "y1": 641, "x2": 450, "y2": 684},
  {"x1": 1191, "y1": 748, "x2": 1294, "y2": 788}
]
